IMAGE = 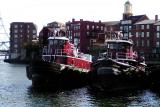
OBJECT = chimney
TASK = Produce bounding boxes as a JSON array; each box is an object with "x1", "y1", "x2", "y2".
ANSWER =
[
  {"x1": 155, "y1": 15, "x2": 158, "y2": 21},
  {"x1": 80, "y1": 19, "x2": 83, "y2": 22},
  {"x1": 72, "y1": 18, "x2": 75, "y2": 22}
]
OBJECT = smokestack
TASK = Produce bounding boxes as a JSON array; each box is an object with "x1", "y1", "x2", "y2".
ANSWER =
[
  {"x1": 72, "y1": 18, "x2": 75, "y2": 22},
  {"x1": 80, "y1": 19, "x2": 83, "y2": 22},
  {"x1": 155, "y1": 15, "x2": 158, "y2": 21}
]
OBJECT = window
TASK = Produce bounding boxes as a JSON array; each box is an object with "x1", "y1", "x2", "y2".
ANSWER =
[
  {"x1": 92, "y1": 25, "x2": 94, "y2": 30},
  {"x1": 147, "y1": 25, "x2": 150, "y2": 29},
  {"x1": 136, "y1": 25, "x2": 139, "y2": 29},
  {"x1": 78, "y1": 25, "x2": 80, "y2": 30},
  {"x1": 74, "y1": 32, "x2": 80, "y2": 37},
  {"x1": 142, "y1": 40, "x2": 144, "y2": 46},
  {"x1": 87, "y1": 32, "x2": 89, "y2": 36},
  {"x1": 129, "y1": 32, "x2": 132, "y2": 37},
  {"x1": 129, "y1": 26, "x2": 132, "y2": 30},
  {"x1": 141, "y1": 25, "x2": 144, "y2": 29},
  {"x1": 14, "y1": 49, "x2": 18, "y2": 53},
  {"x1": 156, "y1": 41, "x2": 160, "y2": 47},
  {"x1": 147, "y1": 40, "x2": 150, "y2": 47},
  {"x1": 120, "y1": 26, "x2": 123, "y2": 31},
  {"x1": 14, "y1": 44, "x2": 18, "y2": 48},
  {"x1": 74, "y1": 38, "x2": 79, "y2": 47},
  {"x1": 157, "y1": 32, "x2": 160, "y2": 38},
  {"x1": 146, "y1": 32, "x2": 150, "y2": 37},
  {"x1": 14, "y1": 34, "x2": 18, "y2": 38},
  {"x1": 49, "y1": 40, "x2": 54, "y2": 45},
  {"x1": 14, "y1": 39, "x2": 18, "y2": 43},
  {"x1": 124, "y1": 26, "x2": 128, "y2": 31},
  {"x1": 87, "y1": 25, "x2": 89, "y2": 30},
  {"x1": 14, "y1": 29, "x2": 18, "y2": 33},
  {"x1": 96, "y1": 26, "x2": 99, "y2": 29},
  {"x1": 67, "y1": 26, "x2": 70, "y2": 30},
  {"x1": 141, "y1": 32, "x2": 144, "y2": 37},
  {"x1": 136, "y1": 41, "x2": 139, "y2": 46},
  {"x1": 101, "y1": 26, "x2": 103, "y2": 30},
  {"x1": 136, "y1": 32, "x2": 139, "y2": 37},
  {"x1": 157, "y1": 26, "x2": 160, "y2": 31},
  {"x1": 14, "y1": 24, "x2": 18, "y2": 28},
  {"x1": 32, "y1": 30, "x2": 36, "y2": 34}
]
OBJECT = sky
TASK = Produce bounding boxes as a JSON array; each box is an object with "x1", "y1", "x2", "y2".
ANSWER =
[{"x1": 0, "y1": 0, "x2": 160, "y2": 39}]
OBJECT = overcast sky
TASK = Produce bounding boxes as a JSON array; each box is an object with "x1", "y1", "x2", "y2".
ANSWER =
[{"x1": 0, "y1": 0, "x2": 160, "y2": 37}]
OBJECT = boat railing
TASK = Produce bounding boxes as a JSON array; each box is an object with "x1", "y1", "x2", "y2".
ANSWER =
[
  {"x1": 42, "y1": 49, "x2": 74, "y2": 62},
  {"x1": 56, "y1": 49, "x2": 74, "y2": 56},
  {"x1": 99, "y1": 52, "x2": 112, "y2": 59},
  {"x1": 116, "y1": 52, "x2": 136, "y2": 61}
]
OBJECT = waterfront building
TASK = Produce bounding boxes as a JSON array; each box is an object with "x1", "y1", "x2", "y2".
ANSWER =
[
  {"x1": 10, "y1": 22, "x2": 37, "y2": 59},
  {"x1": 120, "y1": 1, "x2": 160, "y2": 60},
  {"x1": 66, "y1": 19, "x2": 105, "y2": 54},
  {"x1": 133, "y1": 16, "x2": 160, "y2": 60},
  {"x1": 103, "y1": 1, "x2": 160, "y2": 61}
]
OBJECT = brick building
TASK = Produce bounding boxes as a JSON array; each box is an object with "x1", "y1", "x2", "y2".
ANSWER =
[
  {"x1": 66, "y1": 19, "x2": 105, "y2": 54},
  {"x1": 10, "y1": 22, "x2": 37, "y2": 59},
  {"x1": 103, "y1": 1, "x2": 160, "y2": 61}
]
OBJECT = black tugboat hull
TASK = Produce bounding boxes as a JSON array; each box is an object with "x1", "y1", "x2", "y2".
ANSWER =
[
  {"x1": 26, "y1": 60, "x2": 91, "y2": 89},
  {"x1": 90, "y1": 59, "x2": 148, "y2": 92}
]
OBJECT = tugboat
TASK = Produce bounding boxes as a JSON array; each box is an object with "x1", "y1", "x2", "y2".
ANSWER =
[
  {"x1": 93, "y1": 39, "x2": 146, "y2": 75},
  {"x1": 26, "y1": 36, "x2": 92, "y2": 89},
  {"x1": 90, "y1": 34, "x2": 147, "y2": 91}
]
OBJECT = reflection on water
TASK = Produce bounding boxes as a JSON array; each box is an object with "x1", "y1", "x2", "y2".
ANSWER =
[{"x1": 0, "y1": 60, "x2": 160, "y2": 107}]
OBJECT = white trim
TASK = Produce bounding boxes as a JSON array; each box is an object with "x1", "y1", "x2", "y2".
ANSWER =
[
  {"x1": 42, "y1": 55, "x2": 92, "y2": 62},
  {"x1": 105, "y1": 39, "x2": 133, "y2": 45},
  {"x1": 48, "y1": 36, "x2": 69, "y2": 41}
]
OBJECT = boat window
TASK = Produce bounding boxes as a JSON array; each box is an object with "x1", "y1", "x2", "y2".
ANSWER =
[
  {"x1": 59, "y1": 40, "x2": 65, "y2": 46},
  {"x1": 53, "y1": 39, "x2": 58, "y2": 45},
  {"x1": 49, "y1": 40, "x2": 54, "y2": 45},
  {"x1": 118, "y1": 43, "x2": 130, "y2": 50},
  {"x1": 108, "y1": 43, "x2": 117, "y2": 49}
]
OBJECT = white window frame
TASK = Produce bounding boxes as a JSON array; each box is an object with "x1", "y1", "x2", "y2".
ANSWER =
[
  {"x1": 157, "y1": 32, "x2": 160, "y2": 38},
  {"x1": 141, "y1": 25, "x2": 144, "y2": 29},
  {"x1": 156, "y1": 41, "x2": 160, "y2": 47},
  {"x1": 147, "y1": 25, "x2": 150, "y2": 29},
  {"x1": 141, "y1": 32, "x2": 144, "y2": 37},
  {"x1": 146, "y1": 32, "x2": 150, "y2": 37}
]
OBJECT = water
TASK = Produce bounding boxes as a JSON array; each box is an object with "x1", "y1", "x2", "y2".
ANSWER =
[{"x1": 0, "y1": 60, "x2": 160, "y2": 107}]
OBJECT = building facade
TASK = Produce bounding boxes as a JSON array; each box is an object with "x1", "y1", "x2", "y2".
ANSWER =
[
  {"x1": 10, "y1": 22, "x2": 37, "y2": 59},
  {"x1": 103, "y1": 1, "x2": 160, "y2": 61},
  {"x1": 66, "y1": 19, "x2": 105, "y2": 54}
]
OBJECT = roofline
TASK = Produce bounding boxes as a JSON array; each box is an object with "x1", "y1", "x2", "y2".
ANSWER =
[{"x1": 105, "y1": 39, "x2": 133, "y2": 45}]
